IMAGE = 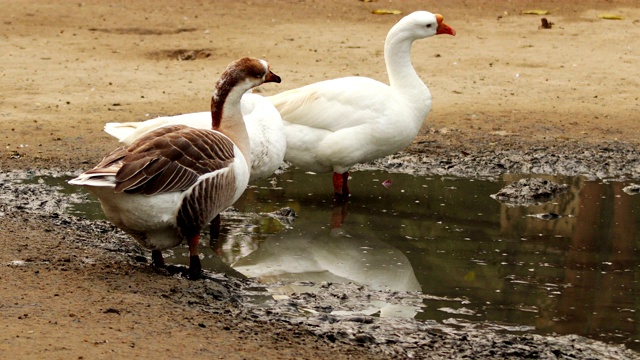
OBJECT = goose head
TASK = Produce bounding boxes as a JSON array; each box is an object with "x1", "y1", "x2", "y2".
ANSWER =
[
  {"x1": 211, "y1": 57, "x2": 281, "y2": 169},
  {"x1": 214, "y1": 57, "x2": 281, "y2": 99},
  {"x1": 392, "y1": 11, "x2": 456, "y2": 41},
  {"x1": 211, "y1": 57, "x2": 281, "y2": 129},
  {"x1": 383, "y1": 11, "x2": 455, "y2": 109}
]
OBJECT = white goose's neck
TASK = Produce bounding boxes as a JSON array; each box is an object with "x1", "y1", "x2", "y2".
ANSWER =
[
  {"x1": 212, "y1": 83, "x2": 251, "y2": 168},
  {"x1": 384, "y1": 25, "x2": 431, "y2": 116}
]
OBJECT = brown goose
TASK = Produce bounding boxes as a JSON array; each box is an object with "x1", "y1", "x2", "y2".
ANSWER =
[{"x1": 69, "y1": 57, "x2": 281, "y2": 279}]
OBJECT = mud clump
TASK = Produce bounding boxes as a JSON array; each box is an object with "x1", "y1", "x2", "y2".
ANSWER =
[
  {"x1": 491, "y1": 178, "x2": 568, "y2": 206},
  {"x1": 359, "y1": 137, "x2": 640, "y2": 181},
  {"x1": 623, "y1": 183, "x2": 640, "y2": 195}
]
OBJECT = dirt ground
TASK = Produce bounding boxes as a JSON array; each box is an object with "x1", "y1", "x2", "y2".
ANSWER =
[{"x1": 2, "y1": 0, "x2": 640, "y2": 358}]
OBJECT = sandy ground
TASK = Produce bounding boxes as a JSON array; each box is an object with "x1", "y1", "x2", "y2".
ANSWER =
[{"x1": 2, "y1": 0, "x2": 640, "y2": 358}]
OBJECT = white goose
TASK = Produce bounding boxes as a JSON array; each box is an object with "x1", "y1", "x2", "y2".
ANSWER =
[
  {"x1": 268, "y1": 11, "x2": 455, "y2": 200},
  {"x1": 69, "y1": 57, "x2": 281, "y2": 279},
  {"x1": 104, "y1": 92, "x2": 286, "y2": 184}
]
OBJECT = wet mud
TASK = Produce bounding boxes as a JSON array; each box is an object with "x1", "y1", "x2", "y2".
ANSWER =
[{"x1": 360, "y1": 137, "x2": 640, "y2": 181}]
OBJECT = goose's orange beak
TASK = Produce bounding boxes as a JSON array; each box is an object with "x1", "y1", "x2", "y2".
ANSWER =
[{"x1": 435, "y1": 14, "x2": 456, "y2": 36}]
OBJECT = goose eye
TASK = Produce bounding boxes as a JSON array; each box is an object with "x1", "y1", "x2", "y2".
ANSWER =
[{"x1": 426, "y1": 24, "x2": 432, "y2": 28}]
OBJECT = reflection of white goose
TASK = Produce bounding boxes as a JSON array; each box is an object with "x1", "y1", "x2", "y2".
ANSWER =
[{"x1": 232, "y1": 204, "x2": 421, "y2": 316}]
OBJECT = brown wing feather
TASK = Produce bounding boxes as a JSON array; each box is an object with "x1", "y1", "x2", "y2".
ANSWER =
[
  {"x1": 177, "y1": 170, "x2": 237, "y2": 240},
  {"x1": 87, "y1": 125, "x2": 236, "y2": 195}
]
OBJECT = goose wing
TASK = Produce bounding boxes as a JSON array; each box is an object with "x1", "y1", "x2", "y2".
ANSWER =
[
  {"x1": 85, "y1": 124, "x2": 236, "y2": 195},
  {"x1": 268, "y1": 77, "x2": 394, "y2": 132},
  {"x1": 104, "y1": 113, "x2": 212, "y2": 146}
]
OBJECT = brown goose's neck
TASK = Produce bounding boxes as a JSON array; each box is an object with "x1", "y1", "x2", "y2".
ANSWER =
[
  {"x1": 211, "y1": 95, "x2": 223, "y2": 129},
  {"x1": 211, "y1": 76, "x2": 238, "y2": 129},
  {"x1": 210, "y1": 76, "x2": 251, "y2": 167}
]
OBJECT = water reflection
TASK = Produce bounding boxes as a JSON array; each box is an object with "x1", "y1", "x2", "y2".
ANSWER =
[
  {"x1": 34, "y1": 170, "x2": 640, "y2": 350},
  {"x1": 233, "y1": 202, "x2": 420, "y2": 291},
  {"x1": 232, "y1": 202, "x2": 422, "y2": 317},
  {"x1": 556, "y1": 181, "x2": 638, "y2": 344},
  {"x1": 228, "y1": 171, "x2": 640, "y2": 350}
]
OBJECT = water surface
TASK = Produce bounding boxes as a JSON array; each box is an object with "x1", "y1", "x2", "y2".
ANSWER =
[{"x1": 57, "y1": 169, "x2": 640, "y2": 350}]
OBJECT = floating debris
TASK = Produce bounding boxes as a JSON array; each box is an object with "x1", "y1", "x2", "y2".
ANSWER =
[
  {"x1": 269, "y1": 207, "x2": 296, "y2": 218},
  {"x1": 265, "y1": 207, "x2": 297, "y2": 227},
  {"x1": 438, "y1": 307, "x2": 476, "y2": 316},
  {"x1": 491, "y1": 178, "x2": 568, "y2": 206},
  {"x1": 623, "y1": 184, "x2": 640, "y2": 195},
  {"x1": 528, "y1": 212, "x2": 561, "y2": 220},
  {"x1": 382, "y1": 179, "x2": 392, "y2": 188}
]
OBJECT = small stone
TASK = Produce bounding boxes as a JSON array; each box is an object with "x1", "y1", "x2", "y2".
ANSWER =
[{"x1": 103, "y1": 308, "x2": 120, "y2": 315}]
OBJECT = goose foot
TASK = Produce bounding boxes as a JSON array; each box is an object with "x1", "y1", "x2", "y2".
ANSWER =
[
  {"x1": 151, "y1": 250, "x2": 183, "y2": 276},
  {"x1": 151, "y1": 250, "x2": 165, "y2": 268},
  {"x1": 187, "y1": 255, "x2": 202, "y2": 280}
]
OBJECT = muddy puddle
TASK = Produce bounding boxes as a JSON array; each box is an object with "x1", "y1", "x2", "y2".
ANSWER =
[{"x1": 7, "y1": 169, "x2": 640, "y2": 354}]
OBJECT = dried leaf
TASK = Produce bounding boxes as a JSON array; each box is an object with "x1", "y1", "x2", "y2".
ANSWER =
[
  {"x1": 372, "y1": 9, "x2": 402, "y2": 15},
  {"x1": 598, "y1": 13, "x2": 624, "y2": 20},
  {"x1": 521, "y1": 9, "x2": 549, "y2": 15}
]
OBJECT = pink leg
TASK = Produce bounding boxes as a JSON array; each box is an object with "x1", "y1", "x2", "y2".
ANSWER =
[
  {"x1": 333, "y1": 172, "x2": 350, "y2": 202},
  {"x1": 332, "y1": 172, "x2": 344, "y2": 194},
  {"x1": 187, "y1": 234, "x2": 202, "y2": 280},
  {"x1": 342, "y1": 172, "x2": 350, "y2": 196},
  {"x1": 331, "y1": 201, "x2": 348, "y2": 229}
]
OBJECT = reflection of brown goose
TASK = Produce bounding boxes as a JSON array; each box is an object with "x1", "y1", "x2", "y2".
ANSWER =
[
  {"x1": 232, "y1": 203, "x2": 421, "y2": 293},
  {"x1": 69, "y1": 58, "x2": 281, "y2": 279}
]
